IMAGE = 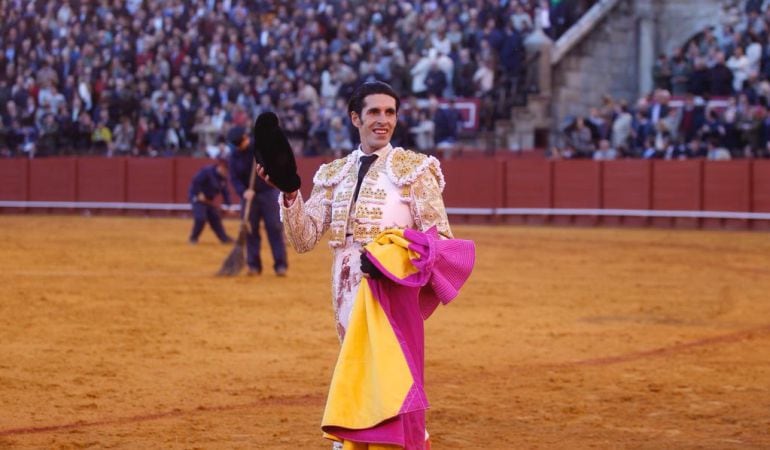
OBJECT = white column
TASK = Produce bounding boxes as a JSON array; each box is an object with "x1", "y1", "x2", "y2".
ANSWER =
[{"x1": 637, "y1": 14, "x2": 656, "y2": 96}]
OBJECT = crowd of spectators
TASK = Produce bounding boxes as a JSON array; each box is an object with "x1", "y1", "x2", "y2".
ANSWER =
[
  {"x1": 557, "y1": 0, "x2": 770, "y2": 161},
  {"x1": 1, "y1": 0, "x2": 600, "y2": 159}
]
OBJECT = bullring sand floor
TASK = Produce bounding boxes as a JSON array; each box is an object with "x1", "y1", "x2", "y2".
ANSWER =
[{"x1": 0, "y1": 215, "x2": 769, "y2": 449}]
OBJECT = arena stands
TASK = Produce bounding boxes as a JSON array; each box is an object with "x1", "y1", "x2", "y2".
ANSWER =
[
  {"x1": 0, "y1": 0, "x2": 569, "y2": 159},
  {"x1": 558, "y1": 1, "x2": 770, "y2": 161}
]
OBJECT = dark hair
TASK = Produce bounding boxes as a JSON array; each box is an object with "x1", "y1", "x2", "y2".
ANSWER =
[{"x1": 347, "y1": 81, "x2": 400, "y2": 117}]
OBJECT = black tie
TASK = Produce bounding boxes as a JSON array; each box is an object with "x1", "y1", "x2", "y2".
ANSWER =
[{"x1": 354, "y1": 154, "x2": 378, "y2": 201}]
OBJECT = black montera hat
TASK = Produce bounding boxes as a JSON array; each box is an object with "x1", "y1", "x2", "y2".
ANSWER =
[{"x1": 252, "y1": 112, "x2": 301, "y2": 193}]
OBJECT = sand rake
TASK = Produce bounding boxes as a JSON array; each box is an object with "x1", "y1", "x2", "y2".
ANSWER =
[{"x1": 217, "y1": 163, "x2": 257, "y2": 276}]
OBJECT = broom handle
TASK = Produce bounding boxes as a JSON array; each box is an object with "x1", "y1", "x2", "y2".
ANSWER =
[{"x1": 242, "y1": 160, "x2": 258, "y2": 231}]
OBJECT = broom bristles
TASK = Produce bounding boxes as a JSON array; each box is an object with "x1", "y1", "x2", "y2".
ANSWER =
[{"x1": 216, "y1": 225, "x2": 248, "y2": 276}]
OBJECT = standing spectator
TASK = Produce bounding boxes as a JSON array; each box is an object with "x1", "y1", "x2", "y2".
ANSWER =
[
  {"x1": 410, "y1": 108, "x2": 436, "y2": 155},
  {"x1": 727, "y1": 46, "x2": 751, "y2": 93},
  {"x1": 710, "y1": 52, "x2": 735, "y2": 96},
  {"x1": 433, "y1": 97, "x2": 462, "y2": 153},
  {"x1": 453, "y1": 48, "x2": 477, "y2": 98},
  {"x1": 500, "y1": 23, "x2": 526, "y2": 93},
  {"x1": 537, "y1": 0, "x2": 553, "y2": 38},
  {"x1": 188, "y1": 158, "x2": 233, "y2": 245},
  {"x1": 474, "y1": 58, "x2": 495, "y2": 130},
  {"x1": 670, "y1": 50, "x2": 691, "y2": 95},
  {"x1": 611, "y1": 102, "x2": 633, "y2": 150},
  {"x1": 688, "y1": 58, "x2": 710, "y2": 96},
  {"x1": 652, "y1": 54, "x2": 672, "y2": 91},
  {"x1": 424, "y1": 61, "x2": 448, "y2": 99}
]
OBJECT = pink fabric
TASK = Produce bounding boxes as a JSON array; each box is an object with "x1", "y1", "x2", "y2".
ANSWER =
[
  {"x1": 328, "y1": 228, "x2": 475, "y2": 448},
  {"x1": 402, "y1": 227, "x2": 476, "y2": 319}
]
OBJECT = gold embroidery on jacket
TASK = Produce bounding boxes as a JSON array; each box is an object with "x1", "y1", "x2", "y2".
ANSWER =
[{"x1": 389, "y1": 149, "x2": 428, "y2": 181}]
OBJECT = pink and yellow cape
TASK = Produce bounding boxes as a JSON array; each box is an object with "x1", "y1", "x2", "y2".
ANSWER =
[{"x1": 322, "y1": 227, "x2": 475, "y2": 449}]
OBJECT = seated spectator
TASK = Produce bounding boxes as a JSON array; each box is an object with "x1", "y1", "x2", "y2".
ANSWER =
[
  {"x1": 91, "y1": 110, "x2": 112, "y2": 155},
  {"x1": 706, "y1": 137, "x2": 732, "y2": 160},
  {"x1": 37, "y1": 113, "x2": 60, "y2": 157},
  {"x1": 568, "y1": 117, "x2": 596, "y2": 158},
  {"x1": 664, "y1": 138, "x2": 689, "y2": 160},
  {"x1": 593, "y1": 139, "x2": 619, "y2": 160},
  {"x1": 642, "y1": 136, "x2": 663, "y2": 159},
  {"x1": 112, "y1": 115, "x2": 135, "y2": 155},
  {"x1": 686, "y1": 136, "x2": 707, "y2": 158}
]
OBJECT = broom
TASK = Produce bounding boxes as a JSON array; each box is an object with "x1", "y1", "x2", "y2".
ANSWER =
[{"x1": 217, "y1": 162, "x2": 258, "y2": 276}]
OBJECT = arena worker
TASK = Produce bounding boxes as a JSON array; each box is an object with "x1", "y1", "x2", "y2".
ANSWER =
[{"x1": 187, "y1": 157, "x2": 234, "y2": 245}]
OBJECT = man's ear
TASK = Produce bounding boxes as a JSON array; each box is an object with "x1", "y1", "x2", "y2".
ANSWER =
[{"x1": 350, "y1": 111, "x2": 361, "y2": 128}]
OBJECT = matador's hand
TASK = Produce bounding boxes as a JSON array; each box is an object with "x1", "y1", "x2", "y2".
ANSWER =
[{"x1": 360, "y1": 251, "x2": 384, "y2": 280}]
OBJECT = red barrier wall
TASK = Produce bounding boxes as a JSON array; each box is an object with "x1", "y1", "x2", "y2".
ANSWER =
[
  {"x1": 552, "y1": 160, "x2": 601, "y2": 225},
  {"x1": 652, "y1": 160, "x2": 703, "y2": 210},
  {"x1": 0, "y1": 158, "x2": 28, "y2": 200},
  {"x1": 652, "y1": 160, "x2": 703, "y2": 228},
  {"x1": 126, "y1": 158, "x2": 174, "y2": 203},
  {"x1": 752, "y1": 160, "x2": 770, "y2": 212},
  {"x1": 602, "y1": 160, "x2": 652, "y2": 209},
  {"x1": 702, "y1": 161, "x2": 751, "y2": 211},
  {"x1": 553, "y1": 160, "x2": 601, "y2": 208},
  {"x1": 602, "y1": 160, "x2": 652, "y2": 227},
  {"x1": 77, "y1": 158, "x2": 127, "y2": 202},
  {"x1": 702, "y1": 160, "x2": 751, "y2": 229},
  {"x1": 29, "y1": 158, "x2": 77, "y2": 201},
  {"x1": 505, "y1": 160, "x2": 552, "y2": 207},
  {"x1": 3, "y1": 156, "x2": 770, "y2": 231},
  {"x1": 504, "y1": 159, "x2": 552, "y2": 225},
  {"x1": 442, "y1": 157, "x2": 504, "y2": 223},
  {"x1": 442, "y1": 158, "x2": 504, "y2": 208},
  {"x1": 752, "y1": 160, "x2": 770, "y2": 230}
]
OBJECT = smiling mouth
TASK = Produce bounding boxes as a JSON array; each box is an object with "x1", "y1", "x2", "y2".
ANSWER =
[{"x1": 373, "y1": 129, "x2": 389, "y2": 135}]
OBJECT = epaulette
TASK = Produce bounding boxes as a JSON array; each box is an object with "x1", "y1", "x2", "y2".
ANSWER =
[
  {"x1": 385, "y1": 147, "x2": 446, "y2": 191},
  {"x1": 313, "y1": 154, "x2": 356, "y2": 187}
]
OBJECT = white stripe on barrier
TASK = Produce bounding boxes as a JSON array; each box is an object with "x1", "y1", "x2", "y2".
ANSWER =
[
  {"x1": 2, "y1": 201, "x2": 770, "y2": 220},
  {"x1": 454, "y1": 207, "x2": 770, "y2": 220},
  {"x1": 0, "y1": 201, "x2": 241, "y2": 211}
]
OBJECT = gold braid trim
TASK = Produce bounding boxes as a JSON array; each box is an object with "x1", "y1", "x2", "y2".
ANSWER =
[
  {"x1": 313, "y1": 154, "x2": 356, "y2": 187},
  {"x1": 385, "y1": 147, "x2": 446, "y2": 191}
]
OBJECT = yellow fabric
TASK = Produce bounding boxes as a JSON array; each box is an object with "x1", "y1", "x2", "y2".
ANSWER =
[
  {"x1": 321, "y1": 280, "x2": 413, "y2": 429},
  {"x1": 321, "y1": 230, "x2": 416, "y2": 434},
  {"x1": 364, "y1": 230, "x2": 420, "y2": 279}
]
